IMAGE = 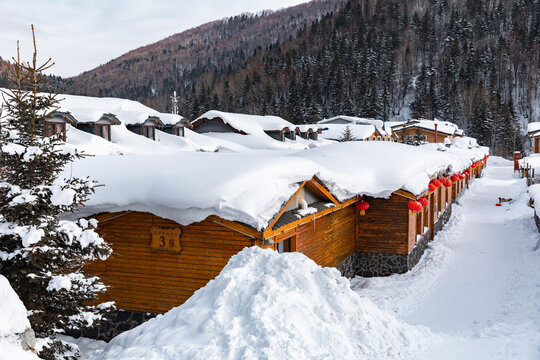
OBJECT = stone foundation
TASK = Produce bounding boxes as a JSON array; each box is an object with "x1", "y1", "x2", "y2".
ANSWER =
[
  {"x1": 338, "y1": 204, "x2": 453, "y2": 278},
  {"x1": 68, "y1": 310, "x2": 156, "y2": 342}
]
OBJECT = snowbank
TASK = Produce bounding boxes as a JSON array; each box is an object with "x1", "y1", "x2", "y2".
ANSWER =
[
  {"x1": 317, "y1": 123, "x2": 377, "y2": 141},
  {"x1": 90, "y1": 247, "x2": 431, "y2": 360},
  {"x1": 0, "y1": 275, "x2": 39, "y2": 360}
]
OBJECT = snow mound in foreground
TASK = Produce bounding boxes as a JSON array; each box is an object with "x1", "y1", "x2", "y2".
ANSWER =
[
  {"x1": 0, "y1": 275, "x2": 39, "y2": 360},
  {"x1": 90, "y1": 247, "x2": 431, "y2": 360}
]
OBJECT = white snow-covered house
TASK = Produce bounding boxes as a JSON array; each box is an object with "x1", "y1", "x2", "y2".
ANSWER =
[{"x1": 391, "y1": 119, "x2": 464, "y2": 143}]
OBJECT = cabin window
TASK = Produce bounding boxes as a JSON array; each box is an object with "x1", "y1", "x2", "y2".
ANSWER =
[
  {"x1": 377, "y1": 136, "x2": 381, "y2": 141},
  {"x1": 174, "y1": 127, "x2": 184, "y2": 137},
  {"x1": 142, "y1": 126, "x2": 155, "y2": 140},
  {"x1": 94, "y1": 124, "x2": 111, "y2": 141},
  {"x1": 44, "y1": 122, "x2": 66, "y2": 140},
  {"x1": 277, "y1": 238, "x2": 292, "y2": 253}
]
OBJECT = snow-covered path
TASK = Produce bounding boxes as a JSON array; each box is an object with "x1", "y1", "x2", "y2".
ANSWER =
[{"x1": 352, "y1": 157, "x2": 540, "y2": 359}]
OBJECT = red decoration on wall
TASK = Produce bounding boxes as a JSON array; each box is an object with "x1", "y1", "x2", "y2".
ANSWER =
[
  {"x1": 432, "y1": 179, "x2": 441, "y2": 188},
  {"x1": 408, "y1": 201, "x2": 423, "y2": 214},
  {"x1": 428, "y1": 183, "x2": 436, "y2": 192},
  {"x1": 440, "y1": 176, "x2": 447, "y2": 183},
  {"x1": 444, "y1": 180, "x2": 452, "y2": 187},
  {"x1": 355, "y1": 200, "x2": 370, "y2": 216},
  {"x1": 450, "y1": 175, "x2": 459, "y2": 182},
  {"x1": 418, "y1": 197, "x2": 429, "y2": 207}
]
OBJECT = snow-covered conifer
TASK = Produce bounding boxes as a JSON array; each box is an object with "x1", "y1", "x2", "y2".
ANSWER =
[{"x1": 0, "y1": 27, "x2": 112, "y2": 359}]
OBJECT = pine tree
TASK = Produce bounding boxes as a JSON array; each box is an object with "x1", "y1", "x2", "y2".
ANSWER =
[
  {"x1": 339, "y1": 125, "x2": 357, "y2": 142},
  {"x1": 0, "y1": 27, "x2": 112, "y2": 359}
]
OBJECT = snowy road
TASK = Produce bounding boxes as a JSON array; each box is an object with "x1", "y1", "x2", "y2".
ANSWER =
[{"x1": 352, "y1": 157, "x2": 540, "y2": 359}]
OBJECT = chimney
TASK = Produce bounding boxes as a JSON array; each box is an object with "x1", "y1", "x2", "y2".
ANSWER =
[{"x1": 434, "y1": 123, "x2": 438, "y2": 143}]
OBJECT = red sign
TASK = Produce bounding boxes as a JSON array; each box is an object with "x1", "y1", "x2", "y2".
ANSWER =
[{"x1": 514, "y1": 151, "x2": 520, "y2": 171}]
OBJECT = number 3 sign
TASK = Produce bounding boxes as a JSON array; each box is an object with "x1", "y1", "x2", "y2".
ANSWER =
[{"x1": 151, "y1": 227, "x2": 183, "y2": 253}]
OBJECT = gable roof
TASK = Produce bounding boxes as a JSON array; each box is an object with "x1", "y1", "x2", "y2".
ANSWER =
[
  {"x1": 319, "y1": 116, "x2": 388, "y2": 136},
  {"x1": 392, "y1": 119, "x2": 461, "y2": 136}
]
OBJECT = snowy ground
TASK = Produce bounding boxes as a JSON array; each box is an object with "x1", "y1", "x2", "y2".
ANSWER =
[
  {"x1": 352, "y1": 156, "x2": 540, "y2": 359},
  {"x1": 71, "y1": 157, "x2": 539, "y2": 359}
]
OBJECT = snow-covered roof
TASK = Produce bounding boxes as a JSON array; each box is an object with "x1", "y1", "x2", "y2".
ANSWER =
[
  {"x1": 527, "y1": 122, "x2": 540, "y2": 135},
  {"x1": 393, "y1": 119, "x2": 461, "y2": 136},
  {"x1": 67, "y1": 141, "x2": 488, "y2": 231},
  {"x1": 297, "y1": 124, "x2": 321, "y2": 133},
  {"x1": 194, "y1": 110, "x2": 298, "y2": 135},
  {"x1": 319, "y1": 115, "x2": 388, "y2": 136},
  {"x1": 317, "y1": 124, "x2": 377, "y2": 141},
  {"x1": 89, "y1": 247, "x2": 427, "y2": 360},
  {"x1": 57, "y1": 93, "x2": 185, "y2": 126}
]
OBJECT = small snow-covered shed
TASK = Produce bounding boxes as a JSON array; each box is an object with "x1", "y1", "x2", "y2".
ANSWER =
[{"x1": 161, "y1": 115, "x2": 192, "y2": 137}]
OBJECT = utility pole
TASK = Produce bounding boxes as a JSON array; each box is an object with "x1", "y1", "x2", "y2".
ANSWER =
[{"x1": 170, "y1": 91, "x2": 179, "y2": 115}]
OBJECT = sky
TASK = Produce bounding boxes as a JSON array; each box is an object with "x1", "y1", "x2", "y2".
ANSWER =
[{"x1": 0, "y1": 0, "x2": 310, "y2": 78}]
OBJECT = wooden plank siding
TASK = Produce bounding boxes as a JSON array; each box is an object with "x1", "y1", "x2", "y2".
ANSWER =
[
  {"x1": 356, "y1": 194, "x2": 411, "y2": 255},
  {"x1": 86, "y1": 212, "x2": 254, "y2": 313}
]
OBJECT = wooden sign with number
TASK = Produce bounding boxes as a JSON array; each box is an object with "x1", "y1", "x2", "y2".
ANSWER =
[{"x1": 151, "y1": 227, "x2": 183, "y2": 253}]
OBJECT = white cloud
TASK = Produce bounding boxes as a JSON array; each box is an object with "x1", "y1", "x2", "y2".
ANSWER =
[{"x1": 0, "y1": 0, "x2": 310, "y2": 77}]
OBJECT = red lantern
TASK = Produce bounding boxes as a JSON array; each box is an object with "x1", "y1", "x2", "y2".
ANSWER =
[
  {"x1": 355, "y1": 200, "x2": 369, "y2": 216},
  {"x1": 418, "y1": 197, "x2": 429, "y2": 207},
  {"x1": 428, "y1": 183, "x2": 436, "y2": 192},
  {"x1": 440, "y1": 176, "x2": 447, "y2": 183},
  {"x1": 408, "y1": 201, "x2": 423, "y2": 214},
  {"x1": 432, "y1": 179, "x2": 441, "y2": 188},
  {"x1": 450, "y1": 175, "x2": 459, "y2": 182},
  {"x1": 444, "y1": 180, "x2": 452, "y2": 187}
]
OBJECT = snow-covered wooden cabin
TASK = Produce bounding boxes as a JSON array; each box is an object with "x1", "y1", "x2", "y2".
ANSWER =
[
  {"x1": 73, "y1": 141, "x2": 488, "y2": 339},
  {"x1": 527, "y1": 122, "x2": 540, "y2": 153},
  {"x1": 126, "y1": 116, "x2": 164, "y2": 140},
  {"x1": 192, "y1": 110, "x2": 300, "y2": 142},
  {"x1": 297, "y1": 125, "x2": 322, "y2": 140},
  {"x1": 392, "y1": 119, "x2": 464, "y2": 144},
  {"x1": 45, "y1": 111, "x2": 78, "y2": 141}
]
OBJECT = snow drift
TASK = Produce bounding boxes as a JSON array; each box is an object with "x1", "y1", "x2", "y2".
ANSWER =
[
  {"x1": 0, "y1": 275, "x2": 39, "y2": 360},
  {"x1": 90, "y1": 247, "x2": 431, "y2": 360}
]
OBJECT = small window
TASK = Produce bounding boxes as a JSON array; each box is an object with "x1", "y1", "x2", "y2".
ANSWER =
[
  {"x1": 143, "y1": 126, "x2": 155, "y2": 140},
  {"x1": 45, "y1": 122, "x2": 66, "y2": 140},
  {"x1": 95, "y1": 124, "x2": 111, "y2": 141},
  {"x1": 377, "y1": 136, "x2": 381, "y2": 141},
  {"x1": 277, "y1": 237, "x2": 293, "y2": 253}
]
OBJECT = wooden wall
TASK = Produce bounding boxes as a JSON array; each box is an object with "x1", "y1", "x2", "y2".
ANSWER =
[
  {"x1": 86, "y1": 212, "x2": 253, "y2": 314},
  {"x1": 356, "y1": 194, "x2": 411, "y2": 255}
]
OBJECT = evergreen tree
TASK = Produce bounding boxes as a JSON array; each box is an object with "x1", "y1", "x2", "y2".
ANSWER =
[
  {"x1": 0, "y1": 28, "x2": 112, "y2": 359},
  {"x1": 339, "y1": 125, "x2": 356, "y2": 142}
]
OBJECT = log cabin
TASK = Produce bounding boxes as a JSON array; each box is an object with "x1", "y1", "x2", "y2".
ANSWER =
[
  {"x1": 392, "y1": 119, "x2": 464, "y2": 144},
  {"x1": 46, "y1": 111, "x2": 78, "y2": 141},
  {"x1": 126, "y1": 116, "x2": 164, "y2": 140},
  {"x1": 161, "y1": 117, "x2": 192, "y2": 137},
  {"x1": 297, "y1": 125, "x2": 322, "y2": 140}
]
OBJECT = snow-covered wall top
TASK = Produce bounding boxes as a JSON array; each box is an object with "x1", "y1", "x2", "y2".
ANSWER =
[
  {"x1": 67, "y1": 141, "x2": 488, "y2": 230},
  {"x1": 195, "y1": 110, "x2": 297, "y2": 134},
  {"x1": 319, "y1": 115, "x2": 387, "y2": 135},
  {"x1": 317, "y1": 124, "x2": 377, "y2": 141}
]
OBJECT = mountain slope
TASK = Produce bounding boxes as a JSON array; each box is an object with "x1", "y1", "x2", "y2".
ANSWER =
[{"x1": 66, "y1": 0, "x2": 346, "y2": 105}]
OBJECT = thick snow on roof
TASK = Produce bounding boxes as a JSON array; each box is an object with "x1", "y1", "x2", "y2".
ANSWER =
[
  {"x1": 318, "y1": 124, "x2": 377, "y2": 141},
  {"x1": 527, "y1": 122, "x2": 540, "y2": 134},
  {"x1": 89, "y1": 247, "x2": 430, "y2": 360},
  {"x1": 196, "y1": 110, "x2": 297, "y2": 134},
  {"x1": 67, "y1": 141, "x2": 488, "y2": 230},
  {"x1": 397, "y1": 119, "x2": 460, "y2": 136},
  {"x1": 57, "y1": 93, "x2": 185, "y2": 125},
  {"x1": 319, "y1": 115, "x2": 388, "y2": 135}
]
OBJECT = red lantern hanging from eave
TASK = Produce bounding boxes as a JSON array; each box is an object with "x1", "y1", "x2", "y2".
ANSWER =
[
  {"x1": 355, "y1": 200, "x2": 370, "y2": 216},
  {"x1": 432, "y1": 179, "x2": 441, "y2": 188},
  {"x1": 428, "y1": 183, "x2": 436, "y2": 192},
  {"x1": 450, "y1": 175, "x2": 459, "y2": 182},
  {"x1": 418, "y1": 197, "x2": 429, "y2": 207},
  {"x1": 444, "y1": 180, "x2": 452, "y2": 187},
  {"x1": 408, "y1": 201, "x2": 423, "y2": 214},
  {"x1": 440, "y1": 176, "x2": 447, "y2": 183}
]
